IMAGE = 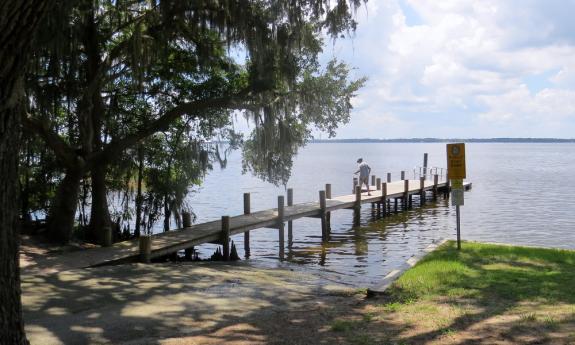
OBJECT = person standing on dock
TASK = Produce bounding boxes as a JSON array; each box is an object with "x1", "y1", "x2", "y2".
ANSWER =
[{"x1": 355, "y1": 158, "x2": 372, "y2": 196}]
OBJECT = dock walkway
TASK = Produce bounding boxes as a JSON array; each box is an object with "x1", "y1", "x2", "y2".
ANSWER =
[{"x1": 26, "y1": 178, "x2": 471, "y2": 273}]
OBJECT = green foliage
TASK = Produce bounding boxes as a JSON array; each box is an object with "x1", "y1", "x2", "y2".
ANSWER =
[{"x1": 21, "y1": 0, "x2": 366, "y2": 235}]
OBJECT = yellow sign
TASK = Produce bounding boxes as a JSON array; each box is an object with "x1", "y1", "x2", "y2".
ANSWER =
[
  {"x1": 451, "y1": 179, "x2": 463, "y2": 189},
  {"x1": 447, "y1": 143, "x2": 466, "y2": 179}
]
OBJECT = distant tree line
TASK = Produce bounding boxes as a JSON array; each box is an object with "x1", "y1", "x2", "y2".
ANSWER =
[
  {"x1": 311, "y1": 138, "x2": 575, "y2": 143},
  {"x1": 0, "y1": 1, "x2": 365, "y2": 343}
]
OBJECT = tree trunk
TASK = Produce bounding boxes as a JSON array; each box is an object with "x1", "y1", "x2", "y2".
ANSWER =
[
  {"x1": 0, "y1": 96, "x2": 28, "y2": 345},
  {"x1": 134, "y1": 146, "x2": 144, "y2": 237},
  {"x1": 163, "y1": 193, "x2": 170, "y2": 232},
  {"x1": 88, "y1": 162, "x2": 112, "y2": 244},
  {"x1": 46, "y1": 167, "x2": 83, "y2": 243},
  {"x1": 1, "y1": 1, "x2": 55, "y2": 343}
]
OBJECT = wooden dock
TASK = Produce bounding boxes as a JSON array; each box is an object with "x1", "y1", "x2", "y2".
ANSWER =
[{"x1": 26, "y1": 176, "x2": 472, "y2": 273}]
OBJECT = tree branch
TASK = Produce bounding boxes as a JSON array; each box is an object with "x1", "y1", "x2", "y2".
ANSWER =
[{"x1": 21, "y1": 113, "x2": 81, "y2": 169}]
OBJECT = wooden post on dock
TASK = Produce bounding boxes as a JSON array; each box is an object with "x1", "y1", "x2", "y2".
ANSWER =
[
  {"x1": 381, "y1": 182, "x2": 387, "y2": 216},
  {"x1": 103, "y1": 226, "x2": 112, "y2": 247},
  {"x1": 420, "y1": 177, "x2": 426, "y2": 205},
  {"x1": 433, "y1": 174, "x2": 439, "y2": 200},
  {"x1": 353, "y1": 177, "x2": 358, "y2": 193},
  {"x1": 354, "y1": 185, "x2": 361, "y2": 225},
  {"x1": 319, "y1": 190, "x2": 328, "y2": 242},
  {"x1": 139, "y1": 235, "x2": 152, "y2": 263},
  {"x1": 376, "y1": 178, "x2": 382, "y2": 212},
  {"x1": 387, "y1": 173, "x2": 391, "y2": 210},
  {"x1": 423, "y1": 153, "x2": 428, "y2": 180},
  {"x1": 387, "y1": 173, "x2": 391, "y2": 183},
  {"x1": 183, "y1": 212, "x2": 193, "y2": 259},
  {"x1": 287, "y1": 188, "x2": 293, "y2": 247},
  {"x1": 325, "y1": 184, "x2": 332, "y2": 231},
  {"x1": 401, "y1": 171, "x2": 405, "y2": 180},
  {"x1": 221, "y1": 216, "x2": 230, "y2": 261},
  {"x1": 278, "y1": 195, "x2": 285, "y2": 260},
  {"x1": 371, "y1": 175, "x2": 376, "y2": 186},
  {"x1": 403, "y1": 179, "x2": 409, "y2": 210},
  {"x1": 243, "y1": 193, "x2": 251, "y2": 258}
]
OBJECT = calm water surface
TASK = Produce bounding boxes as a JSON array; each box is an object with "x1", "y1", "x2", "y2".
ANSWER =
[{"x1": 186, "y1": 143, "x2": 575, "y2": 286}]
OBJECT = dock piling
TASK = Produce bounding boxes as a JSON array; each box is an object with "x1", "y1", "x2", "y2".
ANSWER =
[
  {"x1": 325, "y1": 184, "x2": 332, "y2": 231},
  {"x1": 403, "y1": 179, "x2": 409, "y2": 210},
  {"x1": 243, "y1": 193, "x2": 251, "y2": 258},
  {"x1": 354, "y1": 185, "x2": 361, "y2": 225},
  {"x1": 320, "y1": 190, "x2": 328, "y2": 241},
  {"x1": 420, "y1": 177, "x2": 426, "y2": 205},
  {"x1": 401, "y1": 171, "x2": 405, "y2": 180},
  {"x1": 353, "y1": 177, "x2": 358, "y2": 193},
  {"x1": 278, "y1": 196, "x2": 285, "y2": 259},
  {"x1": 387, "y1": 173, "x2": 391, "y2": 183},
  {"x1": 221, "y1": 216, "x2": 230, "y2": 260},
  {"x1": 371, "y1": 175, "x2": 376, "y2": 186},
  {"x1": 139, "y1": 235, "x2": 152, "y2": 263},
  {"x1": 376, "y1": 178, "x2": 381, "y2": 190},
  {"x1": 287, "y1": 188, "x2": 293, "y2": 247},
  {"x1": 433, "y1": 174, "x2": 439, "y2": 200},
  {"x1": 381, "y1": 182, "x2": 387, "y2": 216},
  {"x1": 183, "y1": 212, "x2": 194, "y2": 259}
]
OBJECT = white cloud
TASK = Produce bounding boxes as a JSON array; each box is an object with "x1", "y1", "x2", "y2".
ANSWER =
[{"x1": 328, "y1": 0, "x2": 575, "y2": 138}]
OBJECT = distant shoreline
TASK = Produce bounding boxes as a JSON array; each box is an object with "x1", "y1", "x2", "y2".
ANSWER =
[{"x1": 310, "y1": 138, "x2": 575, "y2": 143}]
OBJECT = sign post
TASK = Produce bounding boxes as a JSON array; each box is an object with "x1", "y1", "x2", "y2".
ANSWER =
[{"x1": 447, "y1": 143, "x2": 466, "y2": 250}]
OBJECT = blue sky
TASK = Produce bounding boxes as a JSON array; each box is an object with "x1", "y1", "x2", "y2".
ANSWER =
[{"x1": 315, "y1": 0, "x2": 575, "y2": 139}]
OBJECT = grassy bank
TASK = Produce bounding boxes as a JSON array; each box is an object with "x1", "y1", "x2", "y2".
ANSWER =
[{"x1": 333, "y1": 241, "x2": 575, "y2": 344}]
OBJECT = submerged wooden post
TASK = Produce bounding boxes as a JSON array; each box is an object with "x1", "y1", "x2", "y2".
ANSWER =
[
  {"x1": 221, "y1": 216, "x2": 230, "y2": 261},
  {"x1": 381, "y1": 182, "x2": 387, "y2": 216},
  {"x1": 420, "y1": 177, "x2": 426, "y2": 205},
  {"x1": 287, "y1": 188, "x2": 293, "y2": 246},
  {"x1": 183, "y1": 212, "x2": 193, "y2": 259},
  {"x1": 139, "y1": 235, "x2": 152, "y2": 263},
  {"x1": 278, "y1": 195, "x2": 285, "y2": 259},
  {"x1": 319, "y1": 190, "x2": 328, "y2": 241},
  {"x1": 243, "y1": 193, "x2": 251, "y2": 258},
  {"x1": 403, "y1": 179, "x2": 409, "y2": 210},
  {"x1": 387, "y1": 173, "x2": 391, "y2": 183},
  {"x1": 433, "y1": 174, "x2": 439, "y2": 200}
]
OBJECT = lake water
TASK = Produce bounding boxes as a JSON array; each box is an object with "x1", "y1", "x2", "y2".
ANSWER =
[{"x1": 186, "y1": 143, "x2": 575, "y2": 287}]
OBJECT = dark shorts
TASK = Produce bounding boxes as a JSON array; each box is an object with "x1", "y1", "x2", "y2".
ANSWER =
[{"x1": 359, "y1": 176, "x2": 369, "y2": 184}]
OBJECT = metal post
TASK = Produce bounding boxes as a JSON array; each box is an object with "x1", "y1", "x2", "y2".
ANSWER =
[{"x1": 456, "y1": 205, "x2": 461, "y2": 250}]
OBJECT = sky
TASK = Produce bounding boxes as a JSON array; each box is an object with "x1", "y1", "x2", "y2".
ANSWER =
[{"x1": 315, "y1": 0, "x2": 575, "y2": 139}]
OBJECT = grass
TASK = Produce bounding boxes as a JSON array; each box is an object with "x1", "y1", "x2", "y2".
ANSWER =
[{"x1": 330, "y1": 241, "x2": 575, "y2": 344}]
